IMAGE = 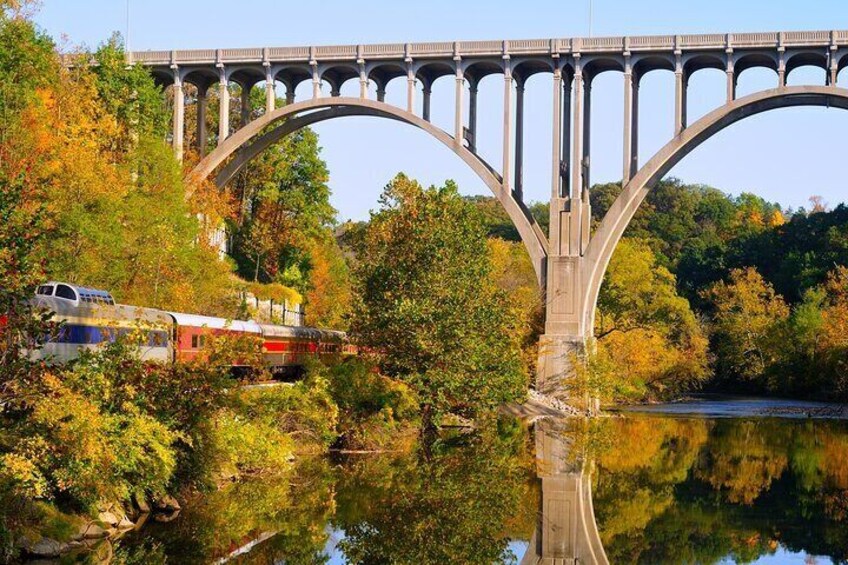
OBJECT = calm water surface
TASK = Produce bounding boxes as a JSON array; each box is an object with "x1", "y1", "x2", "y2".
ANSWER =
[{"x1": 116, "y1": 403, "x2": 848, "y2": 564}]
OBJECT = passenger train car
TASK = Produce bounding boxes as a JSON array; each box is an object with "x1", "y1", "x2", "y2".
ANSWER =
[
  {"x1": 26, "y1": 282, "x2": 351, "y2": 376},
  {"x1": 33, "y1": 283, "x2": 173, "y2": 364}
]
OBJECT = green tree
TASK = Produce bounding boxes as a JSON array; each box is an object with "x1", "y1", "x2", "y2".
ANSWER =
[
  {"x1": 89, "y1": 34, "x2": 169, "y2": 145},
  {"x1": 350, "y1": 174, "x2": 526, "y2": 429},
  {"x1": 702, "y1": 267, "x2": 789, "y2": 388}
]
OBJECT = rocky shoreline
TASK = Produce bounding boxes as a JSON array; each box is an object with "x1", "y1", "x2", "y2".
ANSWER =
[{"x1": 17, "y1": 495, "x2": 181, "y2": 562}]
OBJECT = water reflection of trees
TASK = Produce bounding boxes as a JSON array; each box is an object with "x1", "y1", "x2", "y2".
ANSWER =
[
  {"x1": 332, "y1": 419, "x2": 535, "y2": 564},
  {"x1": 115, "y1": 457, "x2": 336, "y2": 564},
  {"x1": 115, "y1": 416, "x2": 848, "y2": 564},
  {"x1": 590, "y1": 417, "x2": 848, "y2": 563},
  {"x1": 118, "y1": 418, "x2": 535, "y2": 564}
]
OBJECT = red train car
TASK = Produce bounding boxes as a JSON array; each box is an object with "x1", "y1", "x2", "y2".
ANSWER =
[
  {"x1": 168, "y1": 312, "x2": 263, "y2": 367},
  {"x1": 260, "y1": 324, "x2": 349, "y2": 379}
]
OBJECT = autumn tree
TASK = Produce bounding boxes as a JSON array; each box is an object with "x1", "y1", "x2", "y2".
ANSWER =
[
  {"x1": 702, "y1": 267, "x2": 789, "y2": 388},
  {"x1": 590, "y1": 238, "x2": 709, "y2": 401},
  {"x1": 226, "y1": 122, "x2": 345, "y2": 319},
  {"x1": 350, "y1": 174, "x2": 526, "y2": 429},
  {"x1": 0, "y1": 31, "x2": 237, "y2": 316},
  {"x1": 0, "y1": 6, "x2": 58, "y2": 390},
  {"x1": 487, "y1": 238, "x2": 543, "y2": 378},
  {"x1": 304, "y1": 236, "x2": 352, "y2": 329}
]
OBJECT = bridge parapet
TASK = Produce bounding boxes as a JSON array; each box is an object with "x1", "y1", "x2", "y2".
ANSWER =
[{"x1": 60, "y1": 29, "x2": 844, "y2": 68}]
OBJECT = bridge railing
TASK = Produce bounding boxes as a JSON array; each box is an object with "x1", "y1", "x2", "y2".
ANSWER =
[{"x1": 118, "y1": 29, "x2": 845, "y2": 70}]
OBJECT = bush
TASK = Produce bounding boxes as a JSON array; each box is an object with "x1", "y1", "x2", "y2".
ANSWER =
[
  {"x1": 318, "y1": 358, "x2": 418, "y2": 450},
  {"x1": 1, "y1": 369, "x2": 180, "y2": 508},
  {"x1": 238, "y1": 377, "x2": 339, "y2": 453},
  {"x1": 208, "y1": 412, "x2": 295, "y2": 479}
]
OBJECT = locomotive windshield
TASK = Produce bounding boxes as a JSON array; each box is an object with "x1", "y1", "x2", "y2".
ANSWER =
[
  {"x1": 55, "y1": 284, "x2": 77, "y2": 301},
  {"x1": 36, "y1": 285, "x2": 54, "y2": 296}
]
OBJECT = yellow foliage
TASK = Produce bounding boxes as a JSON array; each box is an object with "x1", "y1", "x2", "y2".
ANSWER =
[
  {"x1": 248, "y1": 281, "x2": 302, "y2": 305},
  {"x1": 487, "y1": 238, "x2": 543, "y2": 377}
]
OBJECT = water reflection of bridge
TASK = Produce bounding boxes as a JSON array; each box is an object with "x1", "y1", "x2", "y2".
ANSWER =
[{"x1": 522, "y1": 419, "x2": 608, "y2": 565}]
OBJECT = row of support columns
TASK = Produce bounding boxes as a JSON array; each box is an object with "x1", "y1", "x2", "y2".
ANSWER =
[
  {"x1": 172, "y1": 52, "x2": 843, "y2": 174},
  {"x1": 170, "y1": 72, "x2": 286, "y2": 160}
]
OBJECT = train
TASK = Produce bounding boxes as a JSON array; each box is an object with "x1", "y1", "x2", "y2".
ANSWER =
[{"x1": 28, "y1": 281, "x2": 354, "y2": 378}]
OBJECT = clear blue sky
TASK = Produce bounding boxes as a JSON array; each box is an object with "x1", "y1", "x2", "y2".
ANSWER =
[{"x1": 36, "y1": 0, "x2": 848, "y2": 220}]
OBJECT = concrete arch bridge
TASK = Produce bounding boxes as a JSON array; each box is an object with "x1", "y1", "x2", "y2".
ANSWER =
[{"x1": 127, "y1": 30, "x2": 848, "y2": 398}]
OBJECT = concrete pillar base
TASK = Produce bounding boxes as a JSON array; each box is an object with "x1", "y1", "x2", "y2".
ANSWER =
[{"x1": 536, "y1": 334, "x2": 587, "y2": 403}]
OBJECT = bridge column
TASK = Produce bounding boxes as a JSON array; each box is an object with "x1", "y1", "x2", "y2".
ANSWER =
[
  {"x1": 218, "y1": 74, "x2": 230, "y2": 145},
  {"x1": 422, "y1": 80, "x2": 432, "y2": 121},
  {"x1": 240, "y1": 82, "x2": 253, "y2": 127},
  {"x1": 358, "y1": 63, "x2": 368, "y2": 99},
  {"x1": 501, "y1": 62, "x2": 511, "y2": 190},
  {"x1": 674, "y1": 53, "x2": 686, "y2": 135},
  {"x1": 468, "y1": 80, "x2": 478, "y2": 153},
  {"x1": 582, "y1": 77, "x2": 592, "y2": 195},
  {"x1": 630, "y1": 73, "x2": 640, "y2": 178},
  {"x1": 829, "y1": 43, "x2": 839, "y2": 86},
  {"x1": 569, "y1": 60, "x2": 584, "y2": 255},
  {"x1": 196, "y1": 86, "x2": 208, "y2": 157},
  {"x1": 562, "y1": 72, "x2": 571, "y2": 198},
  {"x1": 265, "y1": 68, "x2": 275, "y2": 114},
  {"x1": 454, "y1": 66, "x2": 464, "y2": 144},
  {"x1": 407, "y1": 67, "x2": 416, "y2": 113},
  {"x1": 623, "y1": 58, "x2": 633, "y2": 183},
  {"x1": 284, "y1": 80, "x2": 295, "y2": 105},
  {"x1": 172, "y1": 73, "x2": 185, "y2": 161},
  {"x1": 514, "y1": 77, "x2": 524, "y2": 201},
  {"x1": 311, "y1": 62, "x2": 321, "y2": 99},
  {"x1": 725, "y1": 56, "x2": 736, "y2": 102}
]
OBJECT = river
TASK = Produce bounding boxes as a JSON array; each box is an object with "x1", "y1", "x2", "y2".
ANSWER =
[{"x1": 113, "y1": 398, "x2": 848, "y2": 564}]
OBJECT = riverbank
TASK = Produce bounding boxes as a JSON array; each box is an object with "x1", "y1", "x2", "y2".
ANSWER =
[{"x1": 613, "y1": 394, "x2": 848, "y2": 419}]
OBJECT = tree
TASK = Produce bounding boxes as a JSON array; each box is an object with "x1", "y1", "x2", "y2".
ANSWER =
[
  {"x1": 0, "y1": 173, "x2": 52, "y2": 400},
  {"x1": 350, "y1": 174, "x2": 526, "y2": 429},
  {"x1": 487, "y1": 238, "x2": 543, "y2": 377},
  {"x1": 702, "y1": 267, "x2": 789, "y2": 388},
  {"x1": 304, "y1": 236, "x2": 352, "y2": 329},
  {"x1": 226, "y1": 122, "x2": 341, "y2": 318},
  {"x1": 0, "y1": 10, "x2": 57, "y2": 393},
  {"x1": 89, "y1": 34, "x2": 169, "y2": 147},
  {"x1": 591, "y1": 238, "x2": 709, "y2": 401}
]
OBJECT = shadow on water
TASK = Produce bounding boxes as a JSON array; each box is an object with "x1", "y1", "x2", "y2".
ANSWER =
[{"x1": 112, "y1": 413, "x2": 848, "y2": 564}]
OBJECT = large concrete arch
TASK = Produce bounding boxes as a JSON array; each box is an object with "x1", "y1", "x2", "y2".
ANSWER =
[
  {"x1": 190, "y1": 96, "x2": 549, "y2": 283},
  {"x1": 582, "y1": 85, "x2": 848, "y2": 334}
]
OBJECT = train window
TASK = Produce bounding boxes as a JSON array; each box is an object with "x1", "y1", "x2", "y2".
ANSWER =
[
  {"x1": 55, "y1": 285, "x2": 77, "y2": 301},
  {"x1": 191, "y1": 335, "x2": 206, "y2": 349},
  {"x1": 36, "y1": 285, "x2": 54, "y2": 296}
]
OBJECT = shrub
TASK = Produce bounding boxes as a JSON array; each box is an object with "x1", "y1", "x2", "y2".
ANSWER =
[
  {"x1": 208, "y1": 411, "x2": 295, "y2": 479},
  {"x1": 238, "y1": 377, "x2": 339, "y2": 453},
  {"x1": 1, "y1": 371, "x2": 180, "y2": 508},
  {"x1": 320, "y1": 358, "x2": 418, "y2": 450}
]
